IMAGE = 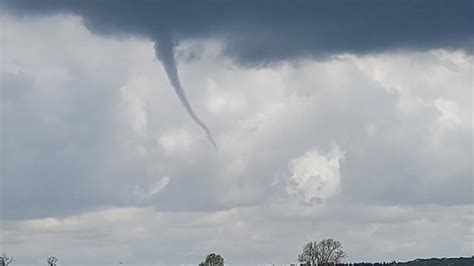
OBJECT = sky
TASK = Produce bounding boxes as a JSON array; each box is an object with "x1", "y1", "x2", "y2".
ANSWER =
[{"x1": 0, "y1": 0, "x2": 473, "y2": 264}]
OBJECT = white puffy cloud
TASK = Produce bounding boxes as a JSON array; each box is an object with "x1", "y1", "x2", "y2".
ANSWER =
[
  {"x1": 435, "y1": 98, "x2": 462, "y2": 126},
  {"x1": 134, "y1": 176, "x2": 171, "y2": 200},
  {"x1": 287, "y1": 145, "x2": 344, "y2": 202}
]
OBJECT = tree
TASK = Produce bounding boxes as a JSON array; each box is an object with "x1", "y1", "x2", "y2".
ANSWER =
[
  {"x1": 47, "y1": 256, "x2": 58, "y2": 266},
  {"x1": 199, "y1": 253, "x2": 224, "y2": 266},
  {"x1": 0, "y1": 253, "x2": 13, "y2": 266},
  {"x1": 297, "y1": 238, "x2": 347, "y2": 265}
]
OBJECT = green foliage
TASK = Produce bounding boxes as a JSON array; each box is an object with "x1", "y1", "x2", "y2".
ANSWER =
[
  {"x1": 200, "y1": 253, "x2": 225, "y2": 266},
  {"x1": 47, "y1": 256, "x2": 58, "y2": 266},
  {"x1": 0, "y1": 253, "x2": 14, "y2": 266}
]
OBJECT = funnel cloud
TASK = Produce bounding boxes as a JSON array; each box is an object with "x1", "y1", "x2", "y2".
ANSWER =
[{"x1": 154, "y1": 37, "x2": 217, "y2": 149}]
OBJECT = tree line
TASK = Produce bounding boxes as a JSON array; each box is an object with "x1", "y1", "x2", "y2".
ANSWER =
[
  {"x1": 2, "y1": 238, "x2": 473, "y2": 266},
  {"x1": 326, "y1": 256, "x2": 474, "y2": 266},
  {"x1": 1, "y1": 255, "x2": 58, "y2": 266}
]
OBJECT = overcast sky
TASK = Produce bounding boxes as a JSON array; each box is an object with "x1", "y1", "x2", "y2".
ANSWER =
[{"x1": 0, "y1": 1, "x2": 473, "y2": 265}]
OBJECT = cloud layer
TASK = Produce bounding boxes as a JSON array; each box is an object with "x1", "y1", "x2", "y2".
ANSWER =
[
  {"x1": 2, "y1": 0, "x2": 473, "y2": 65},
  {"x1": 0, "y1": 5, "x2": 472, "y2": 265}
]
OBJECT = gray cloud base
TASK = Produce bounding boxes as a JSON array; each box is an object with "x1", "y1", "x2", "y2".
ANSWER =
[{"x1": 2, "y1": 0, "x2": 473, "y2": 65}]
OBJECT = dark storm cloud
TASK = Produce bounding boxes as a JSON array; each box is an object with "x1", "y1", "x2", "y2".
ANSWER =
[
  {"x1": 2, "y1": 0, "x2": 473, "y2": 65},
  {"x1": 3, "y1": 0, "x2": 471, "y2": 150}
]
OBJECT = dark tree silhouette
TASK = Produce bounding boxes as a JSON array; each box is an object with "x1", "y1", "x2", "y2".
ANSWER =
[
  {"x1": 199, "y1": 253, "x2": 224, "y2": 266},
  {"x1": 47, "y1": 256, "x2": 58, "y2": 266},
  {"x1": 0, "y1": 253, "x2": 13, "y2": 266},
  {"x1": 331, "y1": 256, "x2": 473, "y2": 265},
  {"x1": 297, "y1": 238, "x2": 347, "y2": 265}
]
